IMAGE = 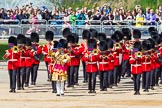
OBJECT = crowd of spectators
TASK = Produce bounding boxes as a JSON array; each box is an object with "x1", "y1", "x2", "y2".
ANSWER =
[{"x1": 0, "y1": 3, "x2": 162, "y2": 26}]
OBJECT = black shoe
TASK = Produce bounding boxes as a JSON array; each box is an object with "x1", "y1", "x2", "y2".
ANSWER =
[
  {"x1": 56, "y1": 94, "x2": 60, "y2": 96},
  {"x1": 100, "y1": 89, "x2": 104, "y2": 91},
  {"x1": 113, "y1": 84, "x2": 118, "y2": 87},
  {"x1": 155, "y1": 84, "x2": 159, "y2": 86},
  {"x1": 160, "y1": 81, "x2": 162, "y2": 84},
  {"x1": 47, "y1": 79, "x2": 51, "y2": 82},
  {"x1": 134, "y1": 91, "x2": 137, "y2": 95},
  {"x1": 109, "y1": 85, "x2": 113, "y2": 88},
  {"x1": 88, "y1": 90, "x2": 92, "y2": 93},
  {"x1": 75, "y1": 83, "x2": 79, "y2": 86},
  {"x1": 136, "y1": 91, "x2": 140, "y2": 95},
  {"x1": 143, "y1": 89, "x2": 149, "y2": 92},
  {"x1": 33, "y1": 82, "x2": 36, "y2": 85},
  {"x1": 52, "y1": 90, "x2": 57, "y2": 93},
  {"x1": 17, "y1": 87, "x2": 21, "y2": 90},
  {"x1": 126, "y1": 75, "x2": 131, "y2": 77},
  {"x1": 92, "y1": 90, "x2": 96, "y2": 93},
  {"x1": 67, "y1": 85, "x2": 71, "y2": 88},
  {"x1": 21, "y1": 87, "x2": 24, "y2": 90},
  {"x1": 31, "y1": 82, "x2": 34, "y2": 85},
  {"x1": 25, "y1": 84, "x2": 29, "y2": 87},
  {"x1": 12, "y1": 89, "x2": 16, "y2": 93},
  {"x1": 150, "y1": 86, "x2": 155, "y2": 90},
  {"x1": 103, "y1": 88, "x2": 107, "y2": 91},
  {"x1": 9, "y1": 89, "x2": 13, "y2": 93},
  {"x1": 61, "y1": 94, "x2": 64, "y2": 96}
]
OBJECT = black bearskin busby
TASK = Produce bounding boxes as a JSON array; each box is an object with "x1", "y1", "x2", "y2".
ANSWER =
[
  {"x1": 73, "y1": 33, "x2": 79, "y2": 44},
  {"x1": 99, "y1": 40, "x2": 108, "y2": 51},
  {"x1": 67, "y1": 33, "x2": 75, "y2": 44},
  {"x1": 17, "y1": 34, "x2": 26, "y2": 44},
  {"x1": 90, "y1": 28, "x2": 98, "y2": 39},
  {"x1": 148, "y1": 27, "x2": 158, "y2": 37},
  {"x1": 106, "y1": 38, "x2": 114, "y2": 49},
  {"x1": 8, "y1": 36, "x2": 17, "y2": 46},
  {"x1": 63, "y1": 28, "x2": 71, "y2": 38},
  {"x1": 98, "y1": 32, "x2": 106, "y2": 41},
  {"x1": 59, "y1": 39, "x2": 68, "y2": 48},
  {"x1": 133, "y1": 41, "x2": 142, "y2": 51},
  {"x1": 142, "y1": 39, "x2": 151, "y2": 51},
  {"x1": 87, "y1": 39, "x2": 97, "y2": 51},
  {"x1": 152, "y1": 35, "x2": 161, "y2": 45},
  {"x1": 148, "y1": 38, "x2": 155, "y2": 49},
  {"x1": 122, "y1": 28, "x2": 131, "y2": 40},
  {"x1": 45, "y1": 31, "x2": 54, "y2": 41},
  {"x1": 25, "y1": 37, "x2": 31, "y2": 46},
  {"x1": 82, "y1": 29, "x2": 90, "y2": 40},
  {"x1": 111, "y1": 31, "x2": 123, "y2": 42},
  {"x1": 133, "y1": 29, "x2": 141, "y2": 39},
  {"x1": 30, "y1": 32, "x2": 39, "y2": 43}
]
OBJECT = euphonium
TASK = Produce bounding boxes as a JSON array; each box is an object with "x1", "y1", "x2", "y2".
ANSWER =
[
  {"x1": 135, "y1": 51, "x2": 142, "y2": 58},
  {"x1": 92, "y1": 49, "x2": 99, "y2": 55},
  {"x1": 12, "y1": 46, "x2": 20, "y2": 53}
]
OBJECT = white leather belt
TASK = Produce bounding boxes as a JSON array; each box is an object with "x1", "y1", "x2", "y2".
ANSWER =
[
  {"x1": 111, "y1": 60, "x2": 114, "y2": 62},
  {"x1": 69, "y1": 56, "x2": 75, "y2": 58},
  {"x1": 8, "y1": 59, "x2": 17, "y2": 61},
  {"x1": 99, "y1": 62, "x2": 108, "y2": 64},
  {"x1": 116, "y1": 56, "x2": 119, "y2": 58},
  {"x1": 132, "y1": 64, "x2": 141, "y2": 66},
  {"x1": 87, "y1": 62, "x2": 97, "y2": 64},
  {"x1": 25, "y1": 57, "x2": 31, "y2": 59},
  {"x1": 20, "y1": 57, "x2": 26, "y2": 59},
  {"x1": 143, "y1": 62, "x2": 151, "y2": 64}
]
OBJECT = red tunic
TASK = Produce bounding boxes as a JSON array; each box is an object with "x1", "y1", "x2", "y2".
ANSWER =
[
  {"x1": 42, "y1": 43, "x2": 53, "y2": 62},
  {"x1": 32, "y1": 44, "x2": 42, "y2": 65}
]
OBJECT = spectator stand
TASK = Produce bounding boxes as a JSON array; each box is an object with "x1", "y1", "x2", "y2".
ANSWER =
[{"x1": 0, "y1": 19, "x2": 21, "y2": 39}]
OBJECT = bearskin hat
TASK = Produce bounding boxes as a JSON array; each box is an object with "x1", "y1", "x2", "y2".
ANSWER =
[
  {"x1": 73, "y1": 33, "x2": 79, "y2": 44},
  {"x1": 63, "y1": 28, "x2": 71, "y2": 38},
  {"x1": 82, "y1": 29, "x2": 90, "y2": 40},
  {"x1": 45, "y1": 31, "x2": 54, "y2": 41},
  {"x1": 133, "y1": 41, "x2": 142, "y2": 51},
  {"x1": 8, "y1": 36, "x2": 17, "y2": 46},
  {"x1": 97, "y1": 32, "x2": 106, "y2": 41},
  {"x1": 133, "y1": 29, "x2": 141, "y2": 39},
  {"x1": 59, "y1": 39, "x2": 68, "y2": 48},
  {"x1": 25, "y1": 37, "x2": 31, "y2": 46},
  {"x1": 142, "y1": 39, "x2": 151, "y2": 51},
  {"x1": 148, "y1": 27, "x2": 158, "y2": 37},
  {"x1": 30, "y1": 32, "x2": 39, "y2": 43},
  {"x1": 122, "y1": 28, "x2": 131, "y2": 40},
  {"x1": 87, "y1": 39, "x2": 97, "y2": 51},
  {"x1": 67, "y1": 33, "x2": 75, "y2": 44},
  {"x1": 152, "y1": 35, "x2": 161, "y2": 45},
  {"x1": 89, "y1": 28, "x2": 98, "y2": 39},
  {"x1": 148, "y1": 38, "x2": 155, "y2": 49},
  {"x1": 111, "y1": 31, "x2": 123, "y2": 42},
  {"x1": 99, "y1": 40, "x2": 108, "y2": 51},
  {"x1": 106, "y1": 38, "x2": 114, "y2": 49},
  {"x1": 17, "y1": 34, "x2": 26, "y2": 44}
]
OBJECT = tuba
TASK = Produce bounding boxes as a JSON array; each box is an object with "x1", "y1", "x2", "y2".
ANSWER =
[
  {"x1": 135, "y1": 51, "x2": 142, "y2": 58},
  {"x1": 12, "y1": 46, "x2": 20, "y2": 53}
]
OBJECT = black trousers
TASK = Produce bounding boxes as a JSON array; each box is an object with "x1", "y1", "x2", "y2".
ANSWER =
[
  {"x1": 150, "y1": 69, "x2": 155, "y2": 86},
  {"x1": 68, "y1": 66, "x2": 75, "y2": 86},
  {"x1": 51, "y1": 81, "x2": 56, "y2": 90},
  {"x1": 45, "y1": 62, "x2": 50, "y2": 79},
  {"x1": 113, "y1": 66, "x2": 119, "y2": 85},
  {"x1": 31, "y1": 64, "x2": 39, "y2": 83},
  {"x1": 155, "y1": 67, "x2": 160, "y2": 85},
  {"x1": 108, "y1": 70, "x2": 113, "y2": 87},
  {"x1": 9, "y1": 70, "x2": 17, "y2": 89},
  {"x1": 142, "y1": 71, "x2": 150, "y2": 89},
  {"x1": 133, "y1": 74, "x2": 141, "y2": 92},
  {"x1": 17, "y1": 67, "x2": 25, "y2": 88},
  {"x1": 82, "y1": 61, "x2": 88, "y2": 82},
  {"x1": 121, "y1": 60, "x2": 131, "y2": 76},
  {"x1": 25, "y1": 67, "x2": 31, "y2": 85},
  {"x1": 100, "y1": 71, "x2": 108, "y2": 89},
  {"x1": 74, "y1": 66, "x2": 79, "y2": 84},
  {"x1": 88, "y1": 72, "x2": 97, "y2": 91}
]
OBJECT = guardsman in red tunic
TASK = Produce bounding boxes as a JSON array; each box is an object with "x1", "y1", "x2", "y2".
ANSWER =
[
  {"x1": 106, "y1": 38, "x2": 115, "y2": 88},
  {"x1": 98, "y1": 40, "x2": 109, "y2": 91},
  {"x1": 82, "y1": 39, "x2": 99, "y2": 93},
  {"x1": 129, "y1": 41, "x2": 143, "y2": 95},
  {"x1": 30, "y1": 32, "x2": 42, "y2": 85},
  {"x1": 141, "y1": 40, "x2": 152, "y2": 92},
  {"x1": 3, "y1": 36, "x2": 19, "y2": 93},
  {"x1": 152, "y1": 36, "x2": 161, "y2": 86},
  {"x1": 148, "y1": 38, "x2": 156, "y2": 90},
  {"x1": 42, "y1": 31, "x2": 54, "y2": 81},
  {"x1": 111, "y1": 31, "x2": 123, "y2": 86},
  {"x1": 73, "y1": 33, "x2": 83, "y2": 85},
  {"x1": 17, "y1": 34, "x2": 26, "y2": 90},
  {"x1": 24, "y1": 37, "x2": 33, "y2": 87},
  {"x1": 159, "y1": 39, "x2": 162, "y2": 84},
  {"x1": 81, "y1": 29, "x2": 91, "y2": 83},
  {"x1": 121, "y1": 28, "x2": 132, "y2": 77}
]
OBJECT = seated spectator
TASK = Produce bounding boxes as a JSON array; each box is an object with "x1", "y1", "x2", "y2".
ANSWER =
[{"x1": 126, "y1": 10, "x2": 133, "y2": 20}]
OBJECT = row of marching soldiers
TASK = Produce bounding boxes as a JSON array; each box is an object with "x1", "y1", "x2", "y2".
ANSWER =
[{"x1": 3, "y1": 27, "x2": 162, "y2": 96}]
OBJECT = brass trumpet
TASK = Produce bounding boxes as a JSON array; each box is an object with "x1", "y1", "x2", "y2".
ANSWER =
[
  {"x1": 114, "y1": 43, "x2": 121, "y2": 49},
  {"x1": 92, "y1": 49, "x2": 99, "y2": 55},
  {"x1": 48, "y1": 50, "x2": 55, "y2": 57},
  {"x1": 135, "y1": 51, "x2": 142, "y2": 58},
  {"x1": 12, "y1": 46, "x2": 20, "y2": 53}
]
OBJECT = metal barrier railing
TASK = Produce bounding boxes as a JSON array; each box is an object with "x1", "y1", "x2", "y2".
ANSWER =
[{"x1": 0, "y1": 19, "x2": 161, "y2": 39}]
